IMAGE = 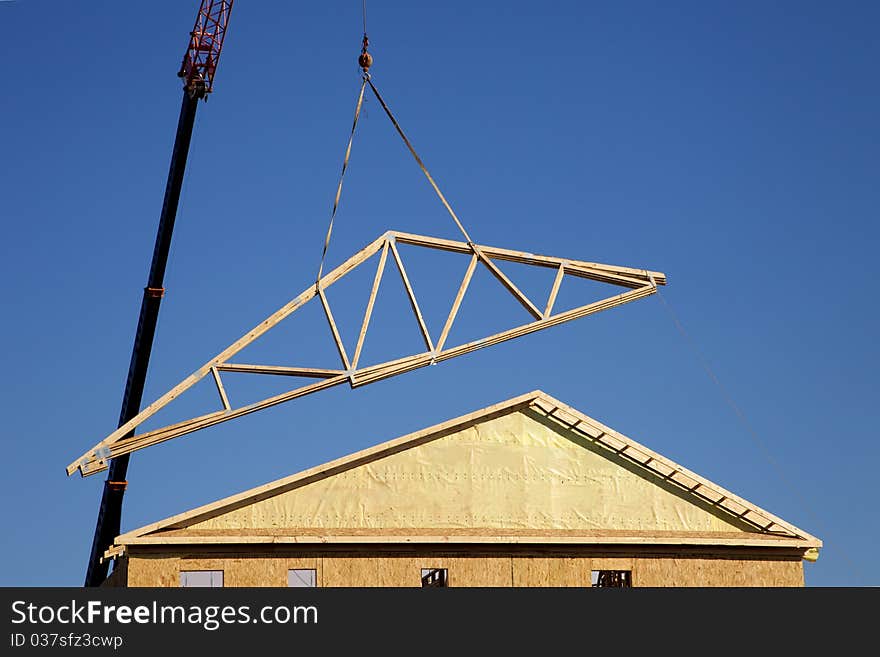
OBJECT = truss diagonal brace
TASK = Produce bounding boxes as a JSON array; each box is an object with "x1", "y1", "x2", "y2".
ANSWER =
[{"x1": 67, "y1": 231, "x2": 666, "y2": 478}]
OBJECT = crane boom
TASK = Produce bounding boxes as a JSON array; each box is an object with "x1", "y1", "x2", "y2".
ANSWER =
[{"x1": 83, "y1": 0, "x2": 234, "y2": 587}]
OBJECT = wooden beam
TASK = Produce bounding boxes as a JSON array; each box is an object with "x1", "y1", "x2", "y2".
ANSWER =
[
  {"x1": 435, "y1": 253, "x2": 478, "y2": 353},
  {"x1": 80, "y1": 374, "x2": 351, "y2": 475},
  {"x1": 474, "y1": 247, "x2": 543, "y2": 320},
  {"x1": 562, "y1": 263, "x2": 648, "y2": 289},
  {"x1": 210, "y1": 366, "x2": 231, "y2": 411},
  {"x1": 392, "y1": 231, "x2": 666, "y2": 285},
  {"x1": 355, "y1": 350, "x2": 433, "y2": 378},
  {"x1": 216, "y1": 364, "x2": 344, "y2": 378},
  {"x1": 78, "y1": 409, "x2": 231, "y2": 476},
  {"x1": 351, "y1": 241, "x2": 389, "y2": 369},
  {"x1": 118, "y1": 533, "x2": 818, "y2": 549},
  {"x1": 318, "y1": 287, "x2": 351, "y2": 371},
  {"x1": 544, "y1": 263, "x2": 566, "y2": 318},
  {"x1": 389, "y1": 240, "x2": 434, "y2": 352},
  {"x1": 350, "y1": 352, "x2": 435, "y2": 388}
]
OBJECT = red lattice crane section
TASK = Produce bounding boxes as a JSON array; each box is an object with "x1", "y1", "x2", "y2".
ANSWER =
[{"x1": 178, "y1": 0, "x2": 234, "y2": 96}]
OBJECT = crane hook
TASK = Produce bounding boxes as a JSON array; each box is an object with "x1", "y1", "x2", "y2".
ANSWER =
[{"x1": 359, "y1": 33, "x2": 373, "y2": 74}]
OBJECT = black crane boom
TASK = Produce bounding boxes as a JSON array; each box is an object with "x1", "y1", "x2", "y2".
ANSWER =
[{"x1": 84, "y1": 0, "x2": 234, "y2": 587}]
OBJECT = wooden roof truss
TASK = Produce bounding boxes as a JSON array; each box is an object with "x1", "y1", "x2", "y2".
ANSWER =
[{"x1": 67, "y1": 231, "x2": 666, "y2": 477}]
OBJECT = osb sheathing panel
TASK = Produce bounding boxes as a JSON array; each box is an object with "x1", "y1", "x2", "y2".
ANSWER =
[
  {"x1": 322, "y1": 557, "x2": 379, "y2": 587},
  {"x1": 511, "y1": 557, "x2": 551, "y2": 587},
  {"x1": 377, "y1": 557, "x2": 422, "y2": 587},
  {"x1": 591, "y1": 557, "x2": 634, "y2": 572},
  {"x1": 512, "y1": 557, "x2": 591, "y2": 587},
  {"x1": 634, "y1": 556, "x2": 804, "y2": 587},
  {"x1": 447, "y1": 557, "x2": 511, "y2": 587},
  {"x1": 128, "y1": 554, "x2": 179, "y2": 588},
  {"x1": 189, "y1": 411, "x2": 745, "y2": 534}
]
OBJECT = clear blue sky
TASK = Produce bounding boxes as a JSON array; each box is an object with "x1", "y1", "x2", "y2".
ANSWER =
[{"x1": 1, "y1": 1, "x2": 876, "y2": 587}]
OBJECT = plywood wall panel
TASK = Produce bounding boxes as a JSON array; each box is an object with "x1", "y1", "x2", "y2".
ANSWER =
[
  {"x1": 321, "y1": 557, "x2": 379, "y2": 587},
  {"x1": 229, "y1": 558, "x2": 285, "y2": 587},
  {"x1": 128, "y1": 554, "x2": 179, "y2": 588},
  {"x1": 512, "y1": 557, "x2": 550, "y2": 587},
  {"x1": 511, "y1": 556, "x2": 591, "y2": 587},
  {"x1": 632, "y1": 556, "x2": 804, "y2": 587},
  {"x1": 548, "y1": 557, "x2": 591, "y2": 587},
  {"x1": 591, "y1": 557, "x2": 633, "y2": 572},
  {"x1": 446, "y1": 557, "x2": 511, "y2": 587}
]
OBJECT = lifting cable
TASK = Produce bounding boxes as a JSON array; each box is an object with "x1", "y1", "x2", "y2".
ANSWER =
[
  {"x1": 315, "y1": 78, "x2": 366, "y2": 284},
  {"x1": 367, "y1": 78, "x2": 474, "y2": 245},
  {"x1": 316, "y1": 8, "x2": 475, "y2": 284}
]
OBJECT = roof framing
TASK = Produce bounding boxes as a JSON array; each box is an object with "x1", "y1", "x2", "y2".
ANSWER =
[{"x1": 68, "y1": 232, "x2": 666, "y2": 477}]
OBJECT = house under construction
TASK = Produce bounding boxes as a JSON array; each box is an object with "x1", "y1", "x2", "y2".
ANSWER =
[
  {"x1": 75, "y1": 3, "x2": 820, "y2": 589},
  {"x1": 101, "y1": 390, "x2": 820, "y2": 587}
]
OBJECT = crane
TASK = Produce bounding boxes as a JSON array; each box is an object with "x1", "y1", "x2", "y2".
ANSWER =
[{"x1": 83, "y1": 0, "x2": 235, "y2": 587}]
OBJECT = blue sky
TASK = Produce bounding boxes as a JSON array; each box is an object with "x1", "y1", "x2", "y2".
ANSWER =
[{"x1": 1, "y1": 1, "x2": 876, "y2": 587}]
